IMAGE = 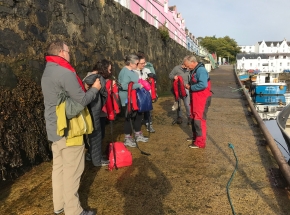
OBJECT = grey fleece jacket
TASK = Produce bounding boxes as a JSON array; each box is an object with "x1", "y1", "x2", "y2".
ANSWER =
[
  {"x1": 168, "y1": 65, "x2": 190, "y2": 86},
  {"x1": 41, "y1": 61, "x2": 99, "y2": 142}
]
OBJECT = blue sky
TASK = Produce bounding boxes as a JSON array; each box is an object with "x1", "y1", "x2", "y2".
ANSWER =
[{"x1": 169, "y1": 0, "x2": 290, "y2": 45}]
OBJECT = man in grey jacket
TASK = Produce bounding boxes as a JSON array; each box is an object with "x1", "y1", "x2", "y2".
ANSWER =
[
  {"x1": 41, "y1": 40, "x2": 100, "y2": 215},
  {"x1": 169, "y1": 57, "x2": 191, "y2": 125}
]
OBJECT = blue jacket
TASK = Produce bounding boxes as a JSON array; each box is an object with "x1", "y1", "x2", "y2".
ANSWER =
[
  {"x1": 190, "y1": 63, "x2": 209, "y2": 91},
  {"x1": 118, "y1": 67, "x2": 141, "y2": 106}
]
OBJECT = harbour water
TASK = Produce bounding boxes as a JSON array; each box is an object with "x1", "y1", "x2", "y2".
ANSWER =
[
  {"x1": 263, "y1": 93, "x2": 290, "y2": 162},
  {"x1": 264, "y1": 120, "x2": 290, "y2": 162}
]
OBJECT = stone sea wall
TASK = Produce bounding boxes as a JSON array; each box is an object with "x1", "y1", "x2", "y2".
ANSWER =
[{"x1": 0, "y1": 0, "x2": 198, "y2": 180}]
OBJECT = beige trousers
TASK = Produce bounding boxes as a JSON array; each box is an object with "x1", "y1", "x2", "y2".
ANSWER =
[{"x1": 51, "y1": 137, "x2": 84, "y2": 215}]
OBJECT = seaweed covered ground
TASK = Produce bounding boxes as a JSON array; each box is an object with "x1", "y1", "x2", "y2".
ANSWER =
[{"x1": 1, "y1": 65, "x2": 290, "y2": 215}]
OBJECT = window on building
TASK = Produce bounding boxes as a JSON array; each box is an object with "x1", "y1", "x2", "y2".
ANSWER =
[
  {"x1": 140, "y1": 8, "x2": 145, "y2": 19},
  {"x1": 271, "y1": 63, "x2": 273, "y2": 66},
  {"x1": 284, "y1": 56, "x2": 287, "y2": 59},
  {"x1": 165, "y1": 21, "x2": 168, "y2": 28},
  {"x1": 262, "y1": 50, "x2": 264, "y2": 52},
  {"x1": 250, "y1": 63, "x2": 252, "y2": 66},
  {"x1": 280, "y1": 62, "x2": 282, "y2": 66},
  {"x1": 288, "y1": 62, "x2": 290, "y2": 66}
]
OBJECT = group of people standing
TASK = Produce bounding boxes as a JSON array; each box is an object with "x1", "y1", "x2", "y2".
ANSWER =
[
  {"x1": 41, "y1": 40, "x2": 211, "y2": 215},
  {"x1": 41, "y1": 41, "x2": 157, "y2": 215}
]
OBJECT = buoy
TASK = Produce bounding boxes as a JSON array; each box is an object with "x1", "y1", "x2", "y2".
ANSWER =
[{"x1": 279, "y1": 85, "x2": 284, "y2": 90}]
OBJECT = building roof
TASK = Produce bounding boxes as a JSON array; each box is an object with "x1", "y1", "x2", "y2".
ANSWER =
[
  {"x1": 257, "y1": 41, "x2": 290, "y2": 46},
  {"x1": 236, "y1": 53, "x2": 290, "y2": 59}
]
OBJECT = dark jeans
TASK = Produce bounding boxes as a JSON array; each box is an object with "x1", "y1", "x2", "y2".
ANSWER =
[
  {"x1": 144, "y1": 111, "x2": 152, "y2": 123},
  {"x1": 122, "y1": 106, "x2": 143, "y2": 134}
]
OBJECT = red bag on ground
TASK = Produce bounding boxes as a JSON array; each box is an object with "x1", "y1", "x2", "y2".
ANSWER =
[{"x1": 108, "y1": 142, "x2": 132, "y2": 171}]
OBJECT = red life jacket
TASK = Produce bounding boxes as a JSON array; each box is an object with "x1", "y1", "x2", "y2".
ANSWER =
[
  {"x1": 148, "y1": 77, "x2": 157, "y2": 101},
  {"x1": 173, "y1": 76, "x2": 187, "y2": 101},
  {"x1": 127, "y1": 82, "x2": 139, "y2": 115},
  {"x1": 102, "y1": 80, "x2": 122, "y2": 121}
]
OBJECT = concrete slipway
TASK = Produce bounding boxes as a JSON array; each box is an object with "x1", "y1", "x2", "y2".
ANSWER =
[{"x1": 1, "y1": 65, "x2": 290, "y2": 215}]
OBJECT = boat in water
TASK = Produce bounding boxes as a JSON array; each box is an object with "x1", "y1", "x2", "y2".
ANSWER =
[
  {"x1": 253, "y1": 95, "x2": 286, "y2": 120},
  {"x1": 236, "y1": 69, "x2": 249, "y2": 81},
  {"x1": 250, "y1": 70, "x2": 287, "y2": 95}
]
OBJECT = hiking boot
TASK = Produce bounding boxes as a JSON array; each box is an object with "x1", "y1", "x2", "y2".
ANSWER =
[
  {"x1": 146, "y1": 123, "x2": 155, "y2": 133},
  {"x1": 94, "y1": 159, "x2": 110, "y2": 167},
  {"x1": 79, "y1": 210, "x2": 96, "y2": 215},
  {"x1": 188, "y1": 144, "x2": 199, "y2": 149},
  {"x1": 135, "y1": 132, "x2": 149, "y2": 142},
  {"x1": 124, "y1": 137, "x2": 137, "y2": 147},
  {"x1": 176, "y1": 117, "x2": 182, "y2": 124},
  {"x1": 54, "y1": 208, "x2": 64, "y2": 214}
]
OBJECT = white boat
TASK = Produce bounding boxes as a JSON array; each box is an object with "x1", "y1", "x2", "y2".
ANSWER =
[
  {"x1": 250, "y1": 70, "x2": 287, "y2": 95},
  {"x1": 251, "y1": 95, "x2": 286, "y2": 120}
]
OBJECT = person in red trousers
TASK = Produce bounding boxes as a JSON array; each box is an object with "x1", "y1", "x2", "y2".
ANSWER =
[{"x1": 184, "y1": 56, "x2": 212, "y2": 149}]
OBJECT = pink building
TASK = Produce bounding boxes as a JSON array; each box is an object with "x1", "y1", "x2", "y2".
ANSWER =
[{"x1": 116, "y1": 0, "x2": 186, "y2": 47}]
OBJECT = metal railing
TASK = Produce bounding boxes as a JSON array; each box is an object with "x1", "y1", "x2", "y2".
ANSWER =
[{"x1": 131, "y1": 0, "x2": 186, "y2": 47}]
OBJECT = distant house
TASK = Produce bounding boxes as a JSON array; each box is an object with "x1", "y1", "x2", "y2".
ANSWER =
[
  {"x1": 239, "y1": 39, "x2": 290, "y2": 54},
  {"x1": 185, "y1": 29, "x2": 199, "y2": 54},
  {"x1": 237, "y1": 39, "x2": 290, "y2": 72},
  {"x1": 236, "y1": 53, "x2": 290, "y2": 72},
  {"x1": 114, "y1": 0, "x2": 186, "y2": 47}
]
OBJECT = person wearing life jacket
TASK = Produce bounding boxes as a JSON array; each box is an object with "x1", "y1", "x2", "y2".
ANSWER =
[
  {"x1": 118, "y1": 54, "x2": 149, "y2": 147},
  {"x1": 184, "y1": 55, "x2": 212, "y2": 149},
  {"x1": 138, "y1": 51, "x2": 158, "y2": 102},
  {"x1": 134, "y1": 53, "x2": 156, "y2": 133},
  {"x1": 41, "y1": 40, "x2": 100, "y2": 215},
  {"x1": 169, "y1": 57, "x2": 191, "y2": 125}
]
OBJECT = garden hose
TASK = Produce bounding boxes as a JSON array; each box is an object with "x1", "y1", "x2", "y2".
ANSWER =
[{"x1": 227, "y1": 143, "x2": 238, "y2": 215}]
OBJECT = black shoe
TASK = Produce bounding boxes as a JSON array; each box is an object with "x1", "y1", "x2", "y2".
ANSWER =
[
  {"x1": 94, "y1": 159, "x2": 110, "y2": 167},
  {"x1": 176, "y1": 117, "x2": 182, "y2": 124},
  {"x1": 188, "y1": 144, "x2": 199, "y2": 149},
  {"x1": 80, "y1": 210, "x2": 96, "y2": 215}
]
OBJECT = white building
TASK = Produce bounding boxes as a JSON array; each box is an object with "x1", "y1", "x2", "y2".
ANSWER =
[
  {"x1": 237, "y1": 39, "x2": 290, "y2": 72},
  {"x1": 236, "y1": 53, "x2": 290, "y2": 72},
  {"x1": 239, "y1": 39, "x2": 290, "y2": 54},
  {"x1": 239, "y1": 45, "x2": 255, "y2": 53}
]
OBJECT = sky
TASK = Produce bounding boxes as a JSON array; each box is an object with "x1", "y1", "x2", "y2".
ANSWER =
[{"x1": 168, "y1": 0, "x2": 290, "y2": 45}]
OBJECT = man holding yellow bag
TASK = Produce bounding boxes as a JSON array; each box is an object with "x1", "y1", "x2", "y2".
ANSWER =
[{"x1": 41, "y1": 40, "x2": 100, "y2": 215}]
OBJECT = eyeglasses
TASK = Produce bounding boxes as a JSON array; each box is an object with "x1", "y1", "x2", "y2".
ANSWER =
[{"x1": 138, "y1": 62, "x2": 146, "y2": 65}]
